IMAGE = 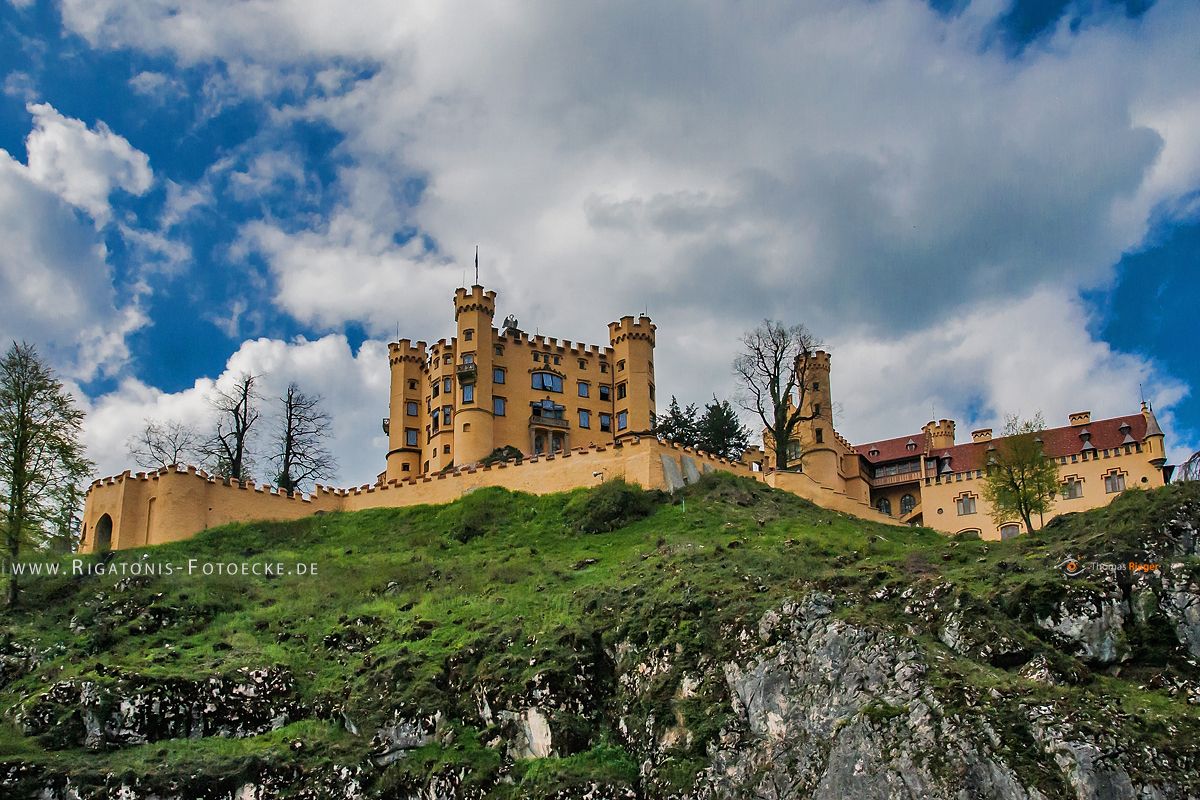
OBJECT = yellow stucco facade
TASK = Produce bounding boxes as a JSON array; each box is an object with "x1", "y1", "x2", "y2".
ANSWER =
[
  {"x1": 758, "y1": 351, "x2": 1172, "y2": 541},
  {"x1": 78, "y1": 285, "x2": 1170, "y2": 552}
]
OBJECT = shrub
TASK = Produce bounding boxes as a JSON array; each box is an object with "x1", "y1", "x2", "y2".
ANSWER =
[
  {"x1": 564, "y1": 479, "x2": 658, "y2": 534},
  {"x1": 481, "y1": 445, "x2": 524, "y2": 466},
  {"x1": 446, "y1": 488, "x2": 518, "y2": 543}
]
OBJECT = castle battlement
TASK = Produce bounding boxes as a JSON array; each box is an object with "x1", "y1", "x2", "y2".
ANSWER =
[
  {"x1": 608, "y1": 315, "x2": 656, "y2": 345},
  {"x1": 454, "y1": 285, "x2": 497, "y2": 319}
]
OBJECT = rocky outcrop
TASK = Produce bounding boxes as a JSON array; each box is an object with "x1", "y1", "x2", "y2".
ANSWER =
[{"x1": 18, "y1": 666, "x2": 298, "y2": 750}]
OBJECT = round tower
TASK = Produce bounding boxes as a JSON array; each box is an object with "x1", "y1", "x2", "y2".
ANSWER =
[
  {"x1": 607, "y1": 314, "x2": 656, "y2": 438},
  {"x1": 799, "y1": 350, "x2": 833, "y2": 425},
  {"x1": 452, "y1": 285, "x2": 497, "y2": 466},
  {"x1": 386, "y1": 339, "x2": 428, "y2": 481},
  {"x1": 923, "y1": 419, "x2": 957, "y2": 451}
]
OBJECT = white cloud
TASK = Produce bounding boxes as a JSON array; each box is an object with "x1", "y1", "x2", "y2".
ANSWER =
[
  {"x1": 83, "y1": 334, "x2": 390, "y2": 486},
  {"x1": 24, "y1": 102, "x2": 153, "y2": 225},
  {"x1": 56, "y1": 1, "x2": 1200, "y2": 469}
]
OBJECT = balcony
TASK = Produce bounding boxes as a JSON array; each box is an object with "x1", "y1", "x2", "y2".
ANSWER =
[
  {"x1": 530, "y1": 414, "x2": 569, "y2": 429},
  {"x1": 456, "y1": 363, "x2": 478, "y2": 384},
  {"x1": 871, "y1": 470, "x2": 922, "y2": 488}
]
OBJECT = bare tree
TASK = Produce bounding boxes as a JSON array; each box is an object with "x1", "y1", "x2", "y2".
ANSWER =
[
  {"x1": 127, "y1": 419, "x2": 201, "y2": 469},
  {"x1": 1178, "y1": 451, "x2": 1200, "y2": 483},
  {"x1": 199, "y1": 373, "x2": 260, "y2": 482},
  {"x1": 733, "y1": 320, "x2": 823, "y2": 472},
  {"x1": 270, "y1": 382, "x2": 336, "y2": 495},
  {"x1": 0, "y1": 342, "x2": 93, "y2": 605}
]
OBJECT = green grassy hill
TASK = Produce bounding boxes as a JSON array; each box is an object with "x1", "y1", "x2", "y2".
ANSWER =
[{"x1": 2, "y1": 474, "x2": 1200, "y2": 798}]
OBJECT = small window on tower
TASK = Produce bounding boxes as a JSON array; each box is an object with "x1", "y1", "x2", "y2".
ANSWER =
[
  {"x1": 405, "y1": 401, "x2": 418, "y2": 417},
  {"x1": 600, "y1": 363, "x2": 609, "y2": 374},
  {"x1": 813, "y1": 403, "x2": 821, "y2": 416},
  {"x1": 464, "y1": 329, "x2": 474, "y2": 341},
  {"x1": 617, "y1": 359, "x2": 626, "y2": 372},
  {"x1": 495, "y1": 345, "x2": 504, "y2": 356},
  {"x1": 533, "y1": 352, "x2": 541, "y2": 362},
  {"x1": 443, "y1": 444, "x2": 451, "y2": 455},
  {"x1": 407, "y1": 379, "x2": 418, "y2": 391},
  {"x1": 617, "y1": 382, "x2": 627, "y2": 400},
  {"x1": 815, "y1": 428, "x2": 824, "y2": 443},
  {"x1": 813, "y1": 381, "x2": 821, "y2": 391},
  {"x1": 578, "y1": 358, "x2": 587, "y2": 370}
]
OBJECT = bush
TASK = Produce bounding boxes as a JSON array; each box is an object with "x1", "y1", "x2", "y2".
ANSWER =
[
  {"x1": 446, "y1": 488, "x2": 518, "y2": 543},
  {"x1": 481, "y1": 445, "x2": 524, "y2": 466},
  {"x1": 564, "y1": 479, "x2": 659, "y2": 534}
]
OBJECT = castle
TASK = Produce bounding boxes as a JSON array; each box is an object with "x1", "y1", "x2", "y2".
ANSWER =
[
  {"x1": 753, "y1": 351, "x2": 1173, "y2": 540},
  {"x1": 78, "y1": 284, "x2": 1171, "y2": 552}
]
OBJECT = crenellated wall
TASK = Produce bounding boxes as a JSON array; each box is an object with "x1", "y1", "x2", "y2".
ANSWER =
[{"x1": 81, "y1": 438, "x2": 859, "y2": 552}]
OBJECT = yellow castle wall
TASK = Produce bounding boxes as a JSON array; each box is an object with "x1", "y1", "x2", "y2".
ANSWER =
[{"x1": 81, "y1": 438, "x2": 778, "y2": 552}]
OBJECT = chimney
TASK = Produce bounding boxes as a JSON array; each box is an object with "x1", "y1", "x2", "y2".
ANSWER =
[
  {"x1": 1068, "y1": 411, "x2": 1091, "y2": 427},
  {"x1": 971, "y1": 428, "x2": 993, "y2": 443}
]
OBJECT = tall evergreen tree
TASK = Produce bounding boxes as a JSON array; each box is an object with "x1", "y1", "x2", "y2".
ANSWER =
[
  {"x1": 697, "y1": 396, "x2": 750, "y2": 460},
  {"x1": 653, "y1": 396, "x2": 700, "y2": 448},
  {"x1": 0, "y1": 342, "x2": 93, "y2": 606}
]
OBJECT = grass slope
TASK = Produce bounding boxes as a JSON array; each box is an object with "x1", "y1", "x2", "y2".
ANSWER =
[{"x1": 1, "y1": 475, "x2": 1199, "y2": 796}]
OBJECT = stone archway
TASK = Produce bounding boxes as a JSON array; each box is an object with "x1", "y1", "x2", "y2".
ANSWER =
[{"x1": 95, "y1": 514, "x2": 113, "y2": 553}]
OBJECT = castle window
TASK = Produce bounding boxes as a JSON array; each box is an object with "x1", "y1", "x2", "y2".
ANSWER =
[
  {"x1": 442, "y1": 406, "x2": 452, "y2": 425},
  {"x1": 600, "y1": 363, "x2": 609, "y2": 374},
  {"x1": 869, "y1": 448, "x2": 879, "y2": 457},
  {"x1": 443, "y1": 444, "x2": 451, "y2": 455},
  {"x1": 464, "y1": 329, "x2": 474, "y2": 341},
  {"x1": 533, "y1": 352, "x2": 541, "y2": 362},
  {"x1": 531, "y1": 400, "x2": 565, "y2": 420},
  {"x1": 461, "y1": 353, "x2": 474, "y2": 364},
  {"x1": 649, "y1": 383, "x2": 655, "y2": 401},
  {"x1": 426, "y1": 425, "x2": 431, "y2": 441},
  {"x1": 1104, "y1": 472, "x2": 1126, "y2": 494},
  {"x1": 786, "y1": 440, "x2": 802, "y2": 463},
  {"x1": 493, "y1": 367, "x2": 506, "y2": 384},
  {"x1": 432, "y1": 415, "x2": 439, "y2": 432},
  {"x1": 876, "y1": 498, "x2": 892, "y2": 516},
  {"x1": 407, "y1": 379, "x2": 418, "y2": 391},
  {"x1": 813, "y1": 403, "x2": 821, "y2": 416},
  {"x1": 900, "y1": 494, "x2": 916, "y2": 515},
  {"x1": 578, "y1": 358, "x2": 587, "y2": 370},
  {"x1": 495, "y1": 345, "x2": 504, "y2": 356},
  {"x1": 432, "y1": 382, "x2": 440, "y2": 398},
  {"x1": 531, "y1": 372, "x2": 564, "y2": 392},
  {"x1": 553, "y1": 355, "x2": 560, "y2": 365},
  {"x1": 600, "y1": 413, "x2": 612, "y2": 432},
  {"x1": 405, "y1": 428, "x2": 419, "y2": 447},
  {"x1": 599, "y1": 385, "x2": 611, "y2": 402},
  {"x1": 443, "y1": 354, "x2": 452, "y2": 365},
  {"x1": 1062, "y1": 478, "x2": 1083, "y2": 499},
  {"x1": 1000, "y1": 523, "x2": 1021, "y2": 541},
  {"x1": 956, "y1": 495, "x2": 977, "y2": 516},
  {"x1": 578, "y1": 381, "x2": 590, "y2": 398},
  {"x1": 648, "y1": 361, "x2": 653, "y2": 373},
  {"x1": 462, "y1": 423, "x2": 471, "y2": 432},
  {"x1": 617, "y1": 382, "x2": 627, "y2": 400},
  {"x1": 617, "y1": 410, "x2": 628, "y2": 431},
  {"x1": 402, "y1": 463, "x2": 410, "y2": 472},
  {"x1": 906, "y1": 441, "x2": 916, "y2": 451},
  {"x1": 493, "y1": 396, "x2": 506, "y2": 416},
  {"x1": 405, "y1": 401, "x2": 418, "y2": 417},
  {"x1": 424, "y1": 460, "x2": 429, "y2": 472},
  {"x1": 443, "y1": 377, "x2": 452, "y2": 393},
  {"x1": 813, "y1": 381, "x2": 820, "y2": 391},
  {"x1": 617, "y1": 359, "x2": 626, "y2": 372},
  {"x1": 815, "y1": 428, "x2": 824, "y2": 444},
  {"x1": 462, "y1": 384, "x2": 475, "y2": 404},
  {"x1": 579, "y1": 409, "x2": 591, "y2": 428}
]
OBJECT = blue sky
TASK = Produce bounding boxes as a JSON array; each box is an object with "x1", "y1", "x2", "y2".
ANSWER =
[{"x1": 1, "y1": 0, "x2": 1197, "y2": 485}]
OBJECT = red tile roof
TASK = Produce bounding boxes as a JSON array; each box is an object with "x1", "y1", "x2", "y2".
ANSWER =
[
  {"x1": 854, "y1": 432, "x2": 926, "y2": 464},
  {"x1": 930, "y1": 414, "x2": 1148, "y2": 473}
]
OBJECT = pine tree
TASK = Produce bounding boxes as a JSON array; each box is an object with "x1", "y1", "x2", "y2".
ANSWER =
[
  {"x1": 653, "y1": 396, "x2": 700, "y2": 448},
  {"x1": 696, "y1": 397, "x2": 750, "y2": 460},
  {"x1": 0, "y1": 342, "x2": 93, "y2": 606}
]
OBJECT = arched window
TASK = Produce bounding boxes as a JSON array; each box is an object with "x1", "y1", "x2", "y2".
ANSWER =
[
  {"x1": 999, "y1": 523, "x2": 1021, "y2": 541},
  {"x1": 900, "y1": 494, "x2": 916, "y2": 515},
  {"x1": 531, "y1": 372, "x2": 563, "y2": 392},
  {"x1": 876, "y1": 498, "x2": 892, "y2": 516},
  {"x1": 95, "y1": 514, "x2": 113, "y2": 553}
]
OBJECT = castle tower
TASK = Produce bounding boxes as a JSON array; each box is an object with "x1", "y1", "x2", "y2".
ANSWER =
[
  {"x1": 924, "y1": 419, "x2": 957, "y2": 451},
  {"x1": 385, "y1": 339, "x2": 429, "y2": 482},
  {"x1": 1142, "y1": 401, "x2": 1167, "y2": 468},
  {"x1": 452, "y1": 285, "x2": 498, "y2": 466},
  {"x1": 799, "y1": 350, "x2": 833, "y2": 426},
  {"x1": 607, "y1": 314, "x2": 656, "y2": 438}
]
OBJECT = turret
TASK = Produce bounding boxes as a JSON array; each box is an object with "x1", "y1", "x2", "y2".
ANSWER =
[
  {"x1": 1141, "y1": 401, "x2": 1167, "y2": 467},
  {"x1": 607, "y1": 314, "x2": 656, "y2": 439},
  {"x1": 923, "y1": 419, "x2": 956, "y2": 451},
  {"x1": 798, "y1": 350, "x2": 832, "y2": 426},
  {"x1": 385, "y1": 338, "x2": 428, "y2": 481},
  {"x1": 452, "y1": 285, "x2": 498, "y2": 466}
]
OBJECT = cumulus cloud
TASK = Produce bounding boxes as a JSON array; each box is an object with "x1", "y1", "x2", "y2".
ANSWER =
[
  {"x1": 23, "y1": 102, "x2": 152, "y2": 225},
  {"x1": 83, "y1": 334, "x2": 390, "y2": 486},
  {"x1": 56, "y1": 1, "x2": 1200, "y2": 464}
]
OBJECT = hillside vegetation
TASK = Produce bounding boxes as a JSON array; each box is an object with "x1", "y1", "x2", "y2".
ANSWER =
[{"x1": 1, "y1": 475, "x2": 1199, "y2": 799}]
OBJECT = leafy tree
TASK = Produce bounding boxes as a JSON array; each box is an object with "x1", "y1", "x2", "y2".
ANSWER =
[
  {"x1": 199, "y1": 373, "x2": 260, "y2": 482},
  {"x1": 0, "y1": 342, "x2": 93, "y2": 606},
  {"x1": 127, "y1": 419, "x2": 201, "y2": 469},
  {"x1": 270, "y1": 382, "x2": 336, "y2": 495},
  {"x1": 697, "y1": 396, "x2": 750, "y2": 460},
  {"x1": 653, "y1": 396, "x2": 700, "y2": 448},
  {"x1": 981, "y1": 414, "x2": 1060, "y2": 534},
  {"x1": 732, "y1": 320, "x2": 823, "y2": 471}
]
